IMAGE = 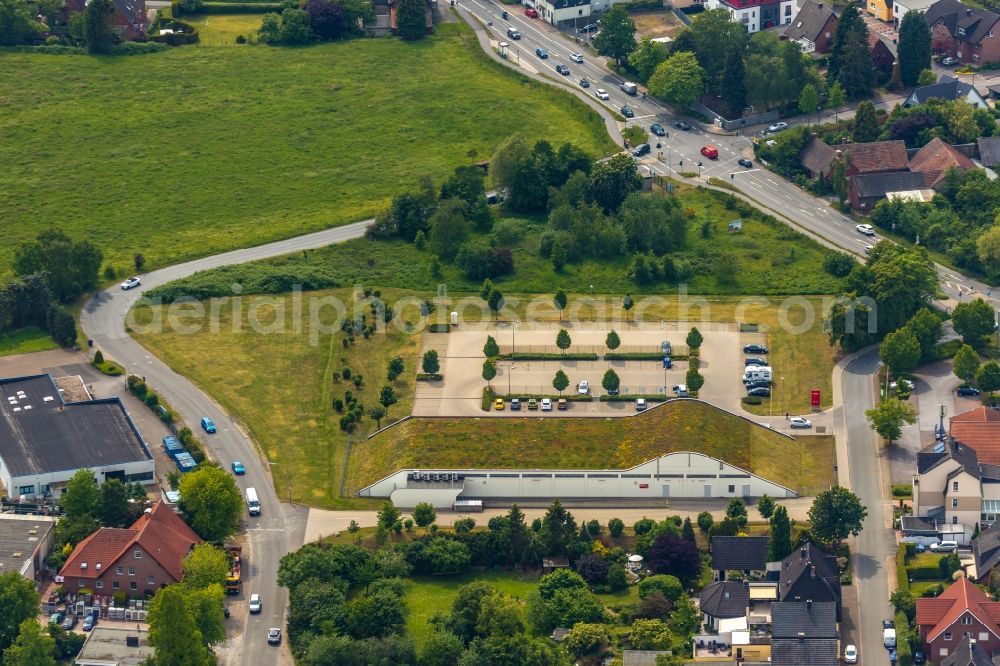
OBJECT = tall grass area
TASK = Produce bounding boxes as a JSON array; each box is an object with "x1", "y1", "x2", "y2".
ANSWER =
[
  {"x1": 178, "y1": 14, "x2": 264, "y2": 44},
  {"x1": 0, "y1": 23, "x2": 613, "y2": 279}
]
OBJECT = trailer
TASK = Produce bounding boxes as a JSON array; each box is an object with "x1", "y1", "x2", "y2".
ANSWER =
[{"x1": 224, "y1": 545, "x2": 242, "y2": 595}]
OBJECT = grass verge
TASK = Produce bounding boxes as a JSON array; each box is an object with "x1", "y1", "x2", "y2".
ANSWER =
[{"x1": 0, "y1": 327, "x2": 58, "y2": 357}]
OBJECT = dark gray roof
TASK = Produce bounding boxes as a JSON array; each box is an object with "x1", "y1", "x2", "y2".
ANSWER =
[
  {"x1": 771, "y1": 601, "x2": 839, "y2": 638},
  {"x1": 941, "y1": 636, "x2": 994, "y2": 666},
  {"x1": 784, "y1": 0, "x2": 837, "y2": 41},
  {"x1": 0, "y1": 375, "x2": 152, "y2": 478},
  {"x1": 901, "y1": 515, "x2": 939, "y2": 533},
  {"x1": 925, "y1": 0, "x2": 1000, "y2": 44},
  {"x1": 699, "y1": 581, "x2": 750, "y2": 619},
  {"x1": 851, "y1": 171, "x2": 930, "y2": 198},
  {"x1": 800, "y1": 138, "x2": 839, "y2": 178},
  {"x1": 778, "y1": 543, "x2": 841, "y2": 608},
  {"x1": 917, "y1": 438, "x2": 1000, "y2": 480},
  {"x1": 974, "y1": 520, "x2": 1000, "y2": 579},
  {"x1": 771, "y1": 638, "x2": 840, "y2": 666},
  {"x1": 711, "y1": 536, "x2": 770, "y2": 571},
  {"x1": 907, "y1": 75, "x2": 980, "y2": 105},
  {"x1": 978, "y1": 136, "x2": 1000, "y2": 167}
]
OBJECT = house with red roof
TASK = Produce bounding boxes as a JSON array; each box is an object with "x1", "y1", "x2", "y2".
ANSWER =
[
  {"x1": 916, "y1": 576, "x2": 1000, "y2": 661},
  {"x1": 59, "y1": 501, "x2": 200, "y2": 596},
  {"x1": 952, "y1": 407, "x2": 1000, "y2": 466},
  {"x1": 909, "y1": 137, "x2": 978, "y2": 189}
]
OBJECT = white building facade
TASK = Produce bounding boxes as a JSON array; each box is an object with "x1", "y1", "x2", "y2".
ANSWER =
[{"x1": 705, "y1": 0, "x2": 795, "y2": 33}]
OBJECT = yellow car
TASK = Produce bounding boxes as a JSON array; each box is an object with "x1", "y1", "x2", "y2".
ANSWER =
[{"x1": 494, "y1": 398, "x2": 505, "y2": 410}]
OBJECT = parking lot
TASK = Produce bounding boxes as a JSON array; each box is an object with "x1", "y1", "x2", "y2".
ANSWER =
[{"x1": 411, "y1": 321, "x2": 765, "y2": 417}]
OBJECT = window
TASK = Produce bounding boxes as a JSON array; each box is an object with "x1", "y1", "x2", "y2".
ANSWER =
[
  {"x1": 129, "y1": 582, "x2": 137, "y2": 590},
  {"x1": 96, "y1": 581, "x2": 103, "y2": 589},
  {"x1": 116, "y1": 566, "x2": 123, "y2": 576},
  {"x1": 953, "y1": 516, "x2": 959, "y2": 524},
  {"x1": 944, "y1": 632, "x2": 953, "y2": 640},
  {"x1": 147, "y1": 576, "x2": 155, "y2": 585},
  {"x1": 953, "y1": 499, "x2": 959, "y2": 508},
  {"x1": 958, "y1": 27, "x2": 966, "y2": 36},
  {"x1": 112, "y1": 581, "x2": 120, "y2": 589},
  {"x1": 128, "y1": 567, "x2": 135, "y2": 576},
  {"x1": 728, "y1": 485, "x2": 735, "y2": 493},
  {"x1": 940, "y1": 648, "x2": 949, "y2": 657},
  {"x1": 954, "y1": 481, "x2": 959, "y2": 492},
  {"x1": 17, "y1": 485, "x2": 34, "y2": 495},
  {"x1": 78, "y1": 580, "x2": 85, "y2": 587},
  {"x1": 134, "y1": 550, "x2": 142, "y2": 559},
  {"x1": 990, "y1": 30, "x2": 995, "y2": 37},
  {"x1": 980, "y1": 632, "x2": 989, "y2": 640},
  {"x1": 962, "y1": 616, "x2": 972, "y2": 624},
  {"x1": 785, "y1": 5, "x2": 790, "y2": 15},
  {"x1": 973, "y1": 54, "x2": 981, "y2": 62}
]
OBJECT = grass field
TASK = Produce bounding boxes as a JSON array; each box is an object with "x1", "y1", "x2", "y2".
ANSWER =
[
  {"x1": 346, "y1": 399, "x2": 835, "y2": 496},
  {"x1": 0, "y1": 24, "x2": 613, "y2": 280},
  {"x1": 179, "y1": 14, "x2": 264, "y2": 45},
  {"x1": 0, "y1": 327, "x2": 58, "y2": 357}
]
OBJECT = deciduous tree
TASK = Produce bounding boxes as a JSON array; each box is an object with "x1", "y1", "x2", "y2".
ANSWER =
[
  {"x1": 648, "y1": 534, "x2": 701, "y2": 585},
  {"x1": 977, "y1": 360, "x2": 1000, "y2": 394},
  {"x1": 686, "y1": 327, "x2": 703, "y2": 350},
  {"x1": 0, "y1": 0, "x2": 39, "y2": 46},
  {"x1": 0, "y1": 573, "x2": 39, "y2": 655},
  {"x1": 82, "y1": 0, "x2": 115, "y2": 53},
  {"x1": 3, "y1": 619, "x2": 56, "y2": 666},
  {"x1": 606, "y1": 329, "x2": 621, "y2": 351},
  {"x1": 592, "y1": 5, "x2": 635, "y2": 66},
  {"x1": 588, "y1": 153, "x2": 642, "y2": 213},
  {"x1": 422, "y1": 350, "x2": 440, "y2": 375},
  {"x1": 648, "y1": 51, "x2": 704, "y2": 108},
  {"x1": 554, "y1": 290, "x2": 567, "y2": 320},
  {"x1": 482, "y1": 359, "x2": 496, "y2": 388},
  {"x1": 278, "y1": 7, "x2": 312, "y2": 43},
  {"x1": 483, "y1": 335, "x2": 500, "y2": 358},
  {"x1": 183, "y1": 543, "x2": 229, "y2": 590},
  {"x1": 798, "y1": 83, "x2": 818, "y2": 118},
  {"x1": 178, "y1": 465, "x2": 243, "y2": 542},
  {"x1": 757, "y1": 493, "x2": 776, "y2": 520},
  {"x1": 552, "y1": 369, "x2": 569, "y2": 395},
  {"x1": 602, "y1": 368, "x2": 620, "y2": 394},
  {"x1": 880, "y1": 328, "x2": 921, "y2": 375},
  {"x1": 629, "y1": 35, "x2": 668, "y2": 82},
  {"x1": 148, "y1": 586, "x2": 213, "y2": 665},
  {"x1": 866, "y1": 397, "x2": 917, "y2": 444},
  {"x1": 907, "y1": 308, "x2": 943, "y2": 360},
  {"x1": 395, "y1": 0, "x2": 426, "y2": 40},
  {"x1": 413, "y1": 502, "x2": 436, "y2": 527},
  {"x1": 62, "y1": 469, "x2": 99, "y2": 522},
  {"x1": 628, "y1": 619, "x2": 672, "y2": 650},
  {"x1": 954, "y1": 344, "x2": 981, "y2": 383},
  {"x1": 555, "y1": 329, "x2": 572, "y2": 354},
  {"x1": 13, "y1": 229, "x2": 102, "y2": 304},
  {"x1": 809, "y1": 486, "x2": 868, "y2": 545},
  {"x1": 953, "y1": 298, "x2": 996, "y2": 347},
  {"x1": 852, "y1": 100, "x2": 880, "y2": 142}
]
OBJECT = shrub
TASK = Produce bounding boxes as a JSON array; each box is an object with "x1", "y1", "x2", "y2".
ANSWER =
[
  {"x1": 696, "y1": 511, "x2": 713, "y2": 532},
  {"x1": 608, "y1": 518, "x2": 624, "y2": 538},
  {"x1": 235, "y1": 34, "x2": 246, "y2": 43},
  {"x1": 94, "y1": 350, "x2": 105, "y2": 365}
]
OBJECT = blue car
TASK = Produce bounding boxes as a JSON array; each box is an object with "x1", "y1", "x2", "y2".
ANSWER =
[
  {"x1": 200, "y1": 417, "x2": 216, "y2": 434},
  {"x1": 231, "y1": 461, "x2": 245, "y2": 475}
]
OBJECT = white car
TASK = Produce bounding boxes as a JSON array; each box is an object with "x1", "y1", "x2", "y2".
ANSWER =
[
  {"x1": 864, "y1": 245, "x2": 874, "y2": 255},
  {"x1": 577, "y1": 380, "x2": 590, "y2": 395},
  {"x1": 595, "y1": 88, "x2": 610, "y2": 100},
  {"x1": 636, "y1": 398, "x2": 647, "y2": 411},
  {"x1": 570, "y1": 52, "x2": 584, "y2": 63},
  {"x1": 673, "y1": 384, "x2": 689, "y2": 397},
  {"x1": 789, "y1": 417, "x2": 813, "y2": 429},
  {"x1": 930, "y1": 540, "x2": 958, "y2": 552},
  {"x1": 249, "y1": 593, "x2": 261, "y2": 614},
  {"x1": 540, "y1": 398, "x2": 553, "y2": 411},
  {"x1": 856, "y1": 223, "x2": 875, "y2": 236},
  {"x1": 844, "y1": 644, "x2": 858, "y2": 664},
  {"x1": 941, "y1": 56, "x2": 959, "y2": 66},
  {"x1": 768, "y1": 122, "x2": 788, "y2": 132},
  {"x1": 120, "y1": 277, "x2": 141, "y2": 290}
]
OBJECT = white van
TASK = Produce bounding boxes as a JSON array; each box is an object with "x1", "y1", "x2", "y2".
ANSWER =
[
  {"x1": 883, "y1": 626, "x2": 896, "y2": 648},
  {"x1": 742, "y1": 366, "x2": 773, "y2": 383},
  {"x1": 246, "y1": 487, "x2": 260, "y2": 516},
  {"x1": 620, "y1": 81, "x2": 638, "y2": 95}
]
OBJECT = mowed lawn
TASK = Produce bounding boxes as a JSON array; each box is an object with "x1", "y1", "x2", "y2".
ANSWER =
[
  {"x1": 179, "y1": 14, "x2": 264, "y2": 45},
  {"x1": 0, "y1": 26, "x2": 613, "y2": 279},
  {"x1": 0, "y1": 327, "x2": 58, "y2": 357},
  {"x1": 346, "y1": 399, "x2": 835, "y2": 496}
]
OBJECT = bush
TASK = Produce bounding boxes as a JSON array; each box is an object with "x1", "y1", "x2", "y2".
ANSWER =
[
  {"x1": 94, "y1": 350, "x2": 104, "y2": 365},
  {"x1": 608, "y1": 518, "x2": 624, "y2": 538},
  {"x1": 109, "y1": 42, "x2": 170, "y2": 55},
  {"x1": 891, "y1": 484, "x2": 913, "y2": 498},
  {"x1": 905, "y1": 566, "x2": 941, "y2": 580},
  {"x1": 697, "y1": 511, "x2": 713, "y2": 532},
  {"x1": 742, "y1": 396, "x2": 763, "y2": 405}
]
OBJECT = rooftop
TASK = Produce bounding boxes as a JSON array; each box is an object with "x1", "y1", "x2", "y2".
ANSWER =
[
  {"x1": 771, "y1": 601, "x2": 838, "y2": 638},
  {"x1": 907, "y1": 75, "x2": 982, "y2": 106},
  {"x1": 711, "y1": 536, "x2": 770, "y2": 571},
  {"x1": 916, "y1": 576, "x2": 1000, "y2": 642},
  {"x1": 951, "y1": 407, "x2": 1000, "y2": 465},
  {"x1": 977, "y1": 136, "x2": 1000, "y2": 167},
  {"x1": 910, "y1": 137, "x2": 976, "y2": 175},
  {"x1": 75, "y1": 625, "x2": 152, "y2": 666},
  {"x1": 771, "y1": 638, "x2": 840, "y2": 666},
  {"x1": 924, "y1": 0, "x2": 1000, "y2": 45},
  {"x1": 784, "y1": 0, "x2": 837, "y2": 42},
  {"x1": 0, "y1": 374, "x2": 152, "y2": 478},
  {"x1": 0, "y1": 514, "x2": 56, "y2": 577},
  {"x1": 852, "y1": 171, "x2": 935, "y2": 198},
  {"x1": 700, "y1": 581, "x2": 750, "y2": 619},
  {"x1": 941, "y1": 635, "x2": 994, "y2": 666},
  {"x1": 843, "y1": 140, "x2": 909, "y2": 173},
  {"x1": 974, "y1": 519, "x2": 1000, "y2": 580}
]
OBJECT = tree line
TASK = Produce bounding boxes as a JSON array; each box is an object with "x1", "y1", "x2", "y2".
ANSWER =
[{"x1": 257, "y1": 0, "x2": 431, "y2": 45}]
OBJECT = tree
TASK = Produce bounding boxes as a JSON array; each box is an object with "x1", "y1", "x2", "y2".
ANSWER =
[
  {"x1": 183, "y1": 543, "x2": 230, "y2": 590},
  {"x1": 623, "y1": 293, "x2": 634, "y2": 320},
  {"x1": 628, "y1": 36, "x2": 669, "y2": 82},
  {"x1": 798, "y1": 83, "x2": 818, "y2": 118},
  {"x1": 829, "y1": 5, "x2": 873, "y2": 98},
  {"x1": 809, "y1": 486, "x2": 868, "y2": 545},
  {"x1": 606, "y1": 329, "x2": 621, "y2": 351},
  {"x1": 62, "y1": 469, "x2": 99, "y2": 521},
  {"x1": 648, "y1": 534, "x2": 701, "y2": 586},
  {"x1": 697, "y1": 511, "x2": 713, "y2": 532},
  {"x1": 395, "y1": 0, "x2": 426, "y2": 40},
  {"x1": 0, "y1": 0, "x2": 38, "y2": 46},
  {"x1": 768, "y1": 505, "x2": 793, "y2": 561},
  {"x1": 685, "y1": 368, "x2": 704, "y2": 392},
  {"x1": 907, "y1": 308, "x2": 943, "y2": 361},
  {"x1": 13, "y1": 229, "x2": 102, "y2": 304},
  {"x1": 95, "y1": 478, "x2": 132, "y2": 528},
  {"x1": 377, "y1": 501, "x2": 401, "y2": 530},
  {"x1": 387, "y1": 356, "x2": 405, "y2": 382},
  {"x1": 489, "y1": 134, "x2": 529, "y2": 196},
  {"x1": 865, "y1": 397, "x2": 917, "y2": 444},
  {"x1": 953, "y1": 299, "x2": 996, "y2": 347},
  {"x1": 977, "y1": 225, "x2": 1000, "y2": 282},
  {"x1": 592, "y1": 5, "x2": 635, "y2": 66},
  {"x1": 422, "y1": 350, "x2": 440, "y2": 375},
  {"x1": 880, "y1": 328, "x2": 921, "y2": 375},
  {"x1": 177, "y1": 465, "x2": 243, "y2": 542},
  {"x1": 413, "y1": 502, "x2": 437, "y2": 527},
  {"x1": 977, "y1": 360, "x2": 1000, "y2": 394},
  {"x1": 3, "y1": 619, "x2": 56, "y2": 666},
  {"x1": 148, "y1": 586, "x2": 213, "y2": 666},
  {"x1": 555, "y1": 329, "x2": 571, "y2": 354},
  {"x1": 552, "y1": 369, "x2": 569, "y2": 395},
  {"x1": 423, "y1": 538, "x2": 471, "y2": 575},
  {"x1": 0, "y1": 573, "x2": 39, "y2": 655},
  {"x1": 686, "y1": 327, "x2": 703, "y2": 350},
  {"x1": 540, "y1": 500, "x2": 577, "y2": 555},
  {"x1": 687, "y1": 8, "x2": 747, "y2": 94},
  {"x1": 483, "y1": 335, "x2": 500, "y2": 358},
  {"x1": 954, "y1": 344, "x2": 981, "y2": 383},
  {"x1": 720, "y1": 42, "x2": 746, "y2": 117},
  {"x1": 420, "y1": 630, "x2": 465, "y2": 666},
  {"x1": 648, "y1": 51, "x2": 704, "y2": 108},
  {"x1": 898, "y1": 9, "x2": 932, "y2": 87},
  {"x1": 852, "y1": 101, "x2": 880, "y2": 142},
  {"x1": 82, "y1": 0, "x2": 116, "y2": 53},
  {"x1": 589, "y1": 153, "x2": 642, "y2": 213},
  {"x1": 563, "y1": 623, "x2": 607, "y2": 658},
  {"x1": 639, "y1": 575, "x2": 683, "y2": 602},
  {"x1": 257, "y1": 12, "x2": 281, "y2": 42},
  {"x1": 487, "y1": 288, "x2": 504, "y2": 320},
  {"x1": 277, "y1": 6, "x2": 312, "y2": 42},
  {"x1": 827, "y1": 81, "x2": 847, "y2": 119},
  {"x1": 441, "y1": 165, "x2": 486, "y2": 204},
  {"x1": 602, "y1": 368, "x2": 621, "y2": 395},
  {"x1": 379, "y1": 385, "x2": 398, "y2": 410},
  {"x1": 575, "y1": 554, "x2": 610, "y2": 584},
  {"x1": 481, "y1": 359, "x2": 496, "y2": 389},
  {"x1": 725, "y1": 498, "x2": 748, "y2": 527},
  {"x1": 628, "y1": 619, "x2": 672, "y2": 650},
  {"x1": 303, "y1": 0, "x2": 347, "y2": 39},
  {"x1": 429, "y1": 199, "x2": 470, "y2": 260},
  {"x1": 757, "y1": 493, "x2": 776, "y2": 520},
  {"x1": 917, "y1": 68, "x2": 937, "y2": 85},
  {"x1": 669, "y1": 592, "x2": 702, "y2": 637}
]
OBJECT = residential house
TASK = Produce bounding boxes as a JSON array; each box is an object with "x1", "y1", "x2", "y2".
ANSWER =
[
  {"x1": 800, "y1": 137, "x2": 840, "y2": 180},
  {"x1": 64, "y1": 0, "x2": 148, "y2": 39},
  {"x1": 770, "y1": 601, "x2": 840, "y2": 666},
  {"x1": 951, "y1": 407, "x2": 1000, "y2": 465},
  {"x1": 711, "y1": 536, "x2": 770, "y2": 581},
  {"x1": 976, "y1": 136, "x2": 1000, "y2": 167},
  {"x1": 916, "y1": 576, "x2": 1000, "y2": 661},
  {"x1": 870, "y1": 33, "x2": 897, "y2": 78},
  {"x1": 851, "y1": 171, "x2": 936, "y2": 210},
  {"x1": 925, "y1": 0, "x2": 1000, "y2": 65},
  {"x1": 59, "y1": 501, "x2": 200, "y2": 597},
  {"x1": 777, "y1": 543, "x2": 842, "y2": 620},
  {"x1": 366, "y1": 0, "x2": 433, "y2": 35},
  {"x1": 909, "y1": 136, "x2": 977, "y2": 187},
  {"x1": 533, "y1": 0, "x2": 591, "y2": 25},
  {"x1": 941, "y1": 635, "x2": 995, "y2": 666},
  {"x1": 700, "y1": 580, "x2": 750, "y2": 631},
  {"x1": 867, "y1": 0, "x2": 892, "y2": 23},
  {"x1": 904, "y1": 74, "x2": 989, "y2": 108},
  {"x1": 705, "y1": 0, "x2": 795, "y2": 33},
  {"x1": 894, "y1": 0, "x2": 938, "y2": 29},
  {"x1": 784, "y1": 0, "x2": 838, "y2": 53},
  {"x1": 840, "y1": 140, "x2": 914, "y2": 210},
  {"x1": 972, "y1": 519, "x2": 1000, "y2": 582}
]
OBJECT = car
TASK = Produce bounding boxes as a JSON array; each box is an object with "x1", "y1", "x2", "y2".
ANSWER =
[
  {"x1": 856, "y1": 223, "x2": 876, "y2": 236},
  {"x1": 578, "y1": 22, "x2": 598, "y2": 33},
  {"x1": 494, "y1": 397, "x2": 505, "y2": 410},
  {"x1": 510, "y1": 398, "x2": 521, "y2": 411},
  {"x1": 506, "y1": 27, "x2": 520, "y2": 39},
  {"x1": 249, "y1": 593, "x2": 262, "y2": 613},
  {"x1": 528, "y1": 398, "x2": 538, "y2": 410},
  {"x1": 673, "y1": 121, "x2": 691, "y2": 130},
  {"x1": 632, "y1": 143, "x2": 651, "y2": 157},
  {"x1": 743, "y1": 344, "x2": 769, "y2": 354},
  {"x1": 120, "y1": 277, "x2": 141, "y2": 290},
  {"x1": 267, "y1": 628, "x2": 282, "y2": 645},
  {"x1": 578, "y1": 380, "x2": 590, "y2": 395},
  {"x1": 843, "y1": 644, "x2": 858, "y2": 664},
  {"x1": 231, "y1": 461, "x2": 246, "y2": 475},
  {"x1": 745, "y1": 379, "x2": 772, "y2": 389},
  {"x1": 557, "y1": 398, "x2": 568, "y2": 410},
  {"x1": 607, "y1": 386, "x2": 620, "y2": 395},
  {"x1": 535, "y1": 47, "x2": 548, "y2": 59},
  {"x1": 889, "y1": 647, "x2": 897, "y2": 664},
  {"x1": 62, "y1": 614, "x2": 77, "y2": 630},
  {"x1": 737, "y1": 157, "x2": 753, "y2": 168},
  {"x1": 570, "y1": 52, "x2": 584, "y2": 63},
  {"x1": 501, "y1": 10, "x2": 507, "y2": 19},
  {"x1": 941, "y1": 56, "x2": 959, "y2": 65},
  {"x1": 662, "y1": 357, "x2": 672, "y2": 369},
  {"x1": 745, "y1": 357, "x2": 766, "y2": 367},
  {"x1": 768, "y1": 121, "x2": 789, "y2": 132},
  {"x1": 864, "y1": 244, "x2": 874, "y2": 255},
  {"x1": 524, "y1": 7, "x2": 538, "y2": 17},
  {"x1": 555, "y1": 64, "x2": 570, "y2": 75},
  {"x1": 595, "y1": 88, "x2": 610, "y2": 100},
  {"x1": 789, "y1": 417, "x2": 813, "y2": 429},
  {"x1": 49, "y1": 612, "x2": 64, "y2": 625},
  {"x1": 82, "y1": 614, "x2": 96, "y2": 631},
  {"x1": 913, "y1": 648, "x2": 926, "y2": 664},
  {"x1": 200, "y1": 417, "x2": 216, "y2": 433},
  {"x1": 650, "y1": 123, "x2": 666, "y2": 136},
  {"x1": 673, "y1": 384, "x2": 689, "y2": 397},
  {"x1": 930, "y1": 540, "x2": 958, "y2": 552},
  {"x1": 621, "y1": 105, "x2": 634, "y2": 118},
  {"x1": 747, "y1": 387, "x2": 771, "y2": 398},
  {"x1": 636, "y1": 398, "x2": 647, "y2": 411},
  {"x1": 957, "y1": 385, "x2": 981, "y2": 396},
  {"x1": 579, "y1": 78, "x2": 590, "y2": 88},
  {"x1": 700, "y1": 145, "x2": 718, "y2": 159},
  {"x1": 540, "y1": 398, "x2": 552, "y2": 411}
]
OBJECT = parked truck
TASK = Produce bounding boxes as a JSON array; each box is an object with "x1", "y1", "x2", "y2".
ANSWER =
[{"x1": 224, "y1": 545, "x2": 242, "y2": 594}]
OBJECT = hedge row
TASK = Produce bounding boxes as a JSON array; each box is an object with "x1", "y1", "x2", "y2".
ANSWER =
[
  {"x1": 126, "y1": 375, "x2": 207, "y2": 463},
  {"x1": 416, "y1": 373, "x2": 443, "y2": 381},
  {"x1": 895, "y1": 610, "x2": 913, "y2": 666},
  {"x1": 896, "y1": 543, "x2": 911, "y2": 594},
  {"x1": 905, "y1": 566, "x2": 941, "y2": 580},
  {"x1": 428, "y1": 323, "x2": 451, "y2": 333},
  {"x1": 499, "y1": 353, "x2": 600, "y2": 361}
]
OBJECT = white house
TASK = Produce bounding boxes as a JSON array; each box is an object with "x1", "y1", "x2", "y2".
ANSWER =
[
  {"x1": 531, "y1": 0, "x2": 591, "y2": 25},
  {"x1": 892, "y1": 0, "x2": 936, "y2": 29},
  {"x1": 705, "y1": 0, "x2": 795, "y2": 33}
]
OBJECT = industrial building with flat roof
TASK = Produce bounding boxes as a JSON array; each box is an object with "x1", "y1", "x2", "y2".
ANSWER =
[
  {"x1": 75, "y1": 626, "x2": 153, "y2": 666},
  {"x1": 0, "y1": 374, "x2": 154, "y2": 500},
  {"x1": 0, "y1": 513, "x2": 57, "y2": 580}
]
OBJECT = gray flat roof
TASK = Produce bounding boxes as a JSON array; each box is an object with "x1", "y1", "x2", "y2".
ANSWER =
[
  {"x1": 0, "y1": 375, "x2": 151, "y2": 478},
  {"x1": 75, "y1": 626, "x2": 152, "y2": 665},
  {"x1": 0, "y1": 514, "x2": 56, "y2": 576}
]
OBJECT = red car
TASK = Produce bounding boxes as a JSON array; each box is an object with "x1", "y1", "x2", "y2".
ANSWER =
[
  {"x1": 524, "y1": 7, "x2": 538, "y2": 17},
  {"x1": 700, "y1": 145, "x2": 719, "y2": 160}
]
